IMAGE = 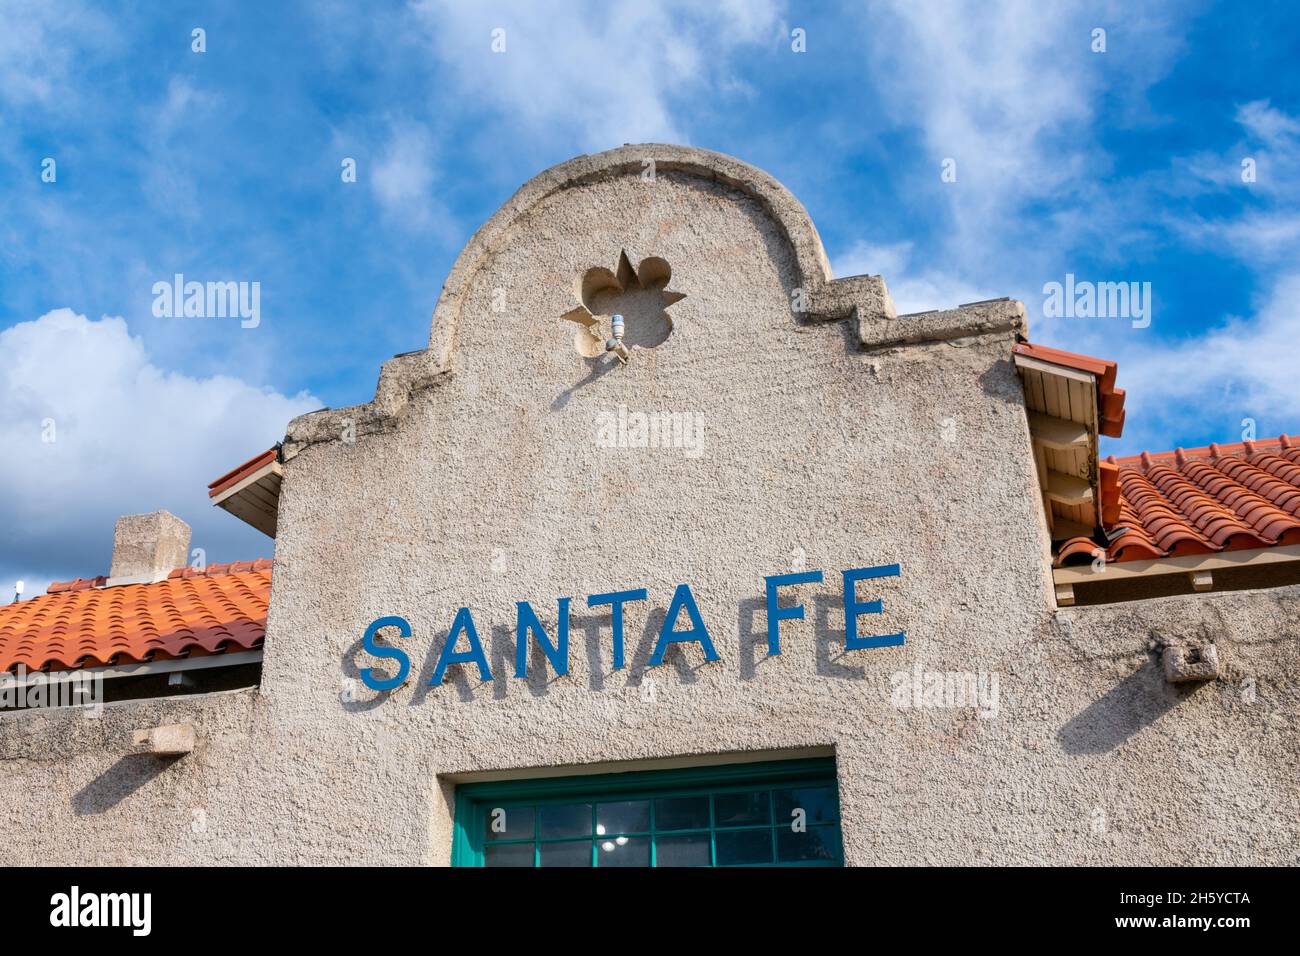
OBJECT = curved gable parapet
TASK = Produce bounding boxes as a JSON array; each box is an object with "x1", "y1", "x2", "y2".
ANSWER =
[
  {"x1": 284, "y1": 143, "x2": 1023, "y2": 456},
  {"x1": 425, "y1": 144, "x2": 839, "y2": 366}
]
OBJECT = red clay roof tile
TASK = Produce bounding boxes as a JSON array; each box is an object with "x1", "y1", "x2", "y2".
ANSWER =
[
  {"x1": 1057, "y1": 536, "x2": 1106, "y2": 564},
  {"x1": 45, "y1": 576, "x2": 107, "y2": 594}
]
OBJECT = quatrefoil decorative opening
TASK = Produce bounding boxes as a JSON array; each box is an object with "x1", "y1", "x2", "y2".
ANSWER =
[{"x1": 560, "y1": 250, "x2": 685, "y2": 359}]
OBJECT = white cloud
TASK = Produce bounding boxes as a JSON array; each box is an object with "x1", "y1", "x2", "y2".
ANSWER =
[
  {"x1": 137, "y1": 77, "x2": 222, "y2": 220},
  {"x1": 409, "y1": 0, "x2": 783, "y2": 148},
  {"x1": 1172, "y1": 100, "x2": 1300, "y2": 262},
  {"x1": 859, "y1": 0, "x2": 1184, "y2": 278},
  {"x1": 0, "y1": 310, "x2": 320, "y2": 594},
  {"x1": 0, "y1": 0, "x2": 119, "y2": 110},
  {"x1": 371, "y1": 121, "x2": 441, "y2": 227},
  {"x1": 1117, "y1": 273, "x2": 1300, "y2": 445}
]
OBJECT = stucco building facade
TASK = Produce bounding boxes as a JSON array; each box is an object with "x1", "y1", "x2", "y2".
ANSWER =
[{"x1": 2, "y1": 145, "x2": 1296, "y2": 866}]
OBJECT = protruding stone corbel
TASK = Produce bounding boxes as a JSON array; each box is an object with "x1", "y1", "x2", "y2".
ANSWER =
[
  {"x1": 1161, "y1": 644, "x2": 1219, "y2": 684},
  {"x1": 131, "y1": 722, "x2": 196, "y2": 756}
]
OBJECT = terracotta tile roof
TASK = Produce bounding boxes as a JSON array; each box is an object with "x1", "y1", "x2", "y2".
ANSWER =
[
  {"x1": 1058, "y1": 435, "x2": 1300, "y2": 564},
  {"x1": 0, "y1": 561, "x2": 271, "y2": 674}
]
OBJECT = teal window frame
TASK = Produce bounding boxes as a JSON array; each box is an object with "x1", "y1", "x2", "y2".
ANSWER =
[{"x1": 450, "y1": 756, "x2": 842, "y2": 867}]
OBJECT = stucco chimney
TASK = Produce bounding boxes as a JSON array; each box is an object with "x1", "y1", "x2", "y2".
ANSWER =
[{"x1": 108, "y1": 511, "x2": 191, "y2": 584}]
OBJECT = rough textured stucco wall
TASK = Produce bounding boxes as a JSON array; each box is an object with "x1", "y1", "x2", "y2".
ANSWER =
[{"x1": 1, "y1": 146, "x2": 1295, "y2": 865}]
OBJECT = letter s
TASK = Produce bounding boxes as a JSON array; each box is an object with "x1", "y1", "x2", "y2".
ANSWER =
[{"x1": 360, "y1": 616, "x2": 412, "y2": 691}]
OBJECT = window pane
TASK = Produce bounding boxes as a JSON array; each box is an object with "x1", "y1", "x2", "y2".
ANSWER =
[
  {"x1": 539, "y1": 803, "x2": 592, "y2": 839},
  {"x1": 597, "y1": 800, "x2": 650, "y2": 836},
  {"x1": 539, "y1": 839, "x2": 592, "y2": 867},
  {"x1": 484, "y1": 805, "x2": 535, "y2": 842},
  {"x1": 654, "y1": 795, "x2": 709, "y2": 831},
  {"x1": 774, "y1": 787, "x2": 837, "y2": 826},
  {"x1": 777, "y1": 824, "x2": 840, "y2": 863},
  {"x1": 597, "y1": 835, "x2": 650, "y2": 867},
  {"x1": 654, "y1": 832, "x2": 711, "y2": 867},
  {"x1": 714, "y1": 790, "x2": 770, "y2": 827},
  {"x1": 716, "y1": 828, "x2": 773, "y2": 865},
  {"x1": 484, "y1": 843, "x2": 535, "y2": 867}
]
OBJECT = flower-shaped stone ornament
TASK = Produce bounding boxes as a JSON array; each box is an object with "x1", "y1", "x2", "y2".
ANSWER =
[{"x1": 561, "y1": 250, "x2": 686, "y2": 360}]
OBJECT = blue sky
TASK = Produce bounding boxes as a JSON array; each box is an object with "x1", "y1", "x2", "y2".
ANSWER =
[{"x1": 2, "y1": 0, "x2": 1298, "y2": 592}]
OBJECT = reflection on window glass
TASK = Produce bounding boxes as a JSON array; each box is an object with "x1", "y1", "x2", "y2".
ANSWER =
[
  {"x1": 597, "y1": 800, "x2": 650, "y2": 836},
  {"x1": 539, "y1": 839, "x2": 592, "y2": 867},
  {"x1": 774, "y1": 787, "x2": 837, "y2": 826},
  {"x1": 484, "y1": 805, "x2": 534, "y2": 842},
  {"x1": 484, "y1": 843, "x2": 534, "y2": 867},
  {"x1": 655, "y1": 795, "x2": 709, "y2": 831},
  {"x1": 716, "y1": 828, "x2": 773, "y2": 866},
  {"x1": 539, "y1": 803, "x2": 592, "y2": 839},
  {"x1": 654, "y1": 832, "x2": 711, "y2": 867},
  {"x1": 597, "y1": 835, "x2": 651, "y2": 867},
  {"x1": 777, "y1": 825, "x2": 840, "y2": 863},
  {"x1": 714, "y1": 791, "x2": 770, "y2": 827}
]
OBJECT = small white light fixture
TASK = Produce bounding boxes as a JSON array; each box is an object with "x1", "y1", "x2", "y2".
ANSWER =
[{"x1": 606, "y1": 313, "x2": 630, "y2": 363}]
